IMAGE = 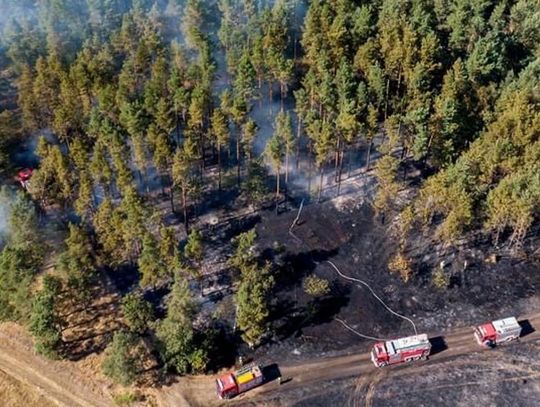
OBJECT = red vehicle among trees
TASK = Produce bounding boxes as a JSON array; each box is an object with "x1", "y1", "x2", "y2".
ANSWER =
[
  {"x1": 16, "y1": 168, "x2": 33, "y2": 190},
  {"x1": 371, "y1": 334, "x2": 431, "y2": 367}
]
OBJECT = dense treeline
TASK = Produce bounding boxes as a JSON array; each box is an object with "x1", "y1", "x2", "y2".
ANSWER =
[{"x1": 0, "y1": 0, "x2": 539, "y2": 384}]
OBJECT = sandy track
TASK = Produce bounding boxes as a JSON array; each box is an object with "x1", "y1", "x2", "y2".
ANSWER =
[
  {"x1": 157, "y1": 312, "x2": 540, "y2": 406},
  {"x1": 0, "y1": 326, "x2": 112, "y2": 407},
  {"x1": 0, "y1": 314, "x2": 538, "y2": 407}
]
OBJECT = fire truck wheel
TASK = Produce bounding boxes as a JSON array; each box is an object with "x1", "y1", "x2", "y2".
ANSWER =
[{"x1": 378, "y1": 362, "x2": 388, "y2": 367}]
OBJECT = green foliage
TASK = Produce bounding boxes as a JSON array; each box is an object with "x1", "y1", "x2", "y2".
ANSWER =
[
  {"x1": 0, "y1": 244, "x2": 39, "y2": 322},
  {"x1": 121, "y1": 292, "x2": 154, "y2": 334},
  {"x1": 184, "y1": 229, "x2": 203, "y2": 266},
  {"x1": 303, "y1": 275, "x2": 330, "y2": 298},
  {"x1": 112, "y1": 391, "x2": 141, "y2": 406},
  {"x1": 1, "y1": 188, "x2": 40, "y2": 247},
  {"x1": 432, "y1": 268, "x2": 450, "y2": 290},
  {"x1": 156, "y1": 275, "x2": 207, "y2": 374},
  {"x1": 0, "y1": 111, "x2": 19, "y2": 172},
  {"x1": 138, "y1": 233, "x2": 166, "y2": 288},
  {"x1": 56, "y1": 223, "x2": 96, "y2": 303},
  {"x1": 0, "y1": 189, "x2": 43, "y2": 322},
  {"x1": 28, "y1": 275, "x2": 63, "y2": 358},
  {"x1": 235, "y1": 261, "x2": 274, "y2": 347},
  {"x1": 229, "y1": 229, "x2": 257, "y2": 271},
  {"x1": 102, "y1": 331, "x2": 143, "y2": 386},
  {"x1": 241, "y1": 160, "x2": 270, "y2": 207},
  {"x1": 230, "y1": 230, "x2": 274, "y2": 347},
  {"x1": 388, "y1": 252, "x2": 413, "y2": 283}
]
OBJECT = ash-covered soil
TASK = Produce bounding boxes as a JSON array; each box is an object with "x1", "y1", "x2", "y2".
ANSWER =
[
  {"x1": 228, "y1": 194, "x2": 539, "y2": 406},
  {"x1": 246, "y1": 196, "x2": 539, "y2": 361},
  {"x1": 368, "y1": 342, "x2": 540, "y2": 407}
]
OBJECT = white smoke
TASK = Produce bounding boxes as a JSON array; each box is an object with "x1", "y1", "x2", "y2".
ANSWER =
[{"x1": 0, "y1": 186, "x2": 14, "y2": 248}]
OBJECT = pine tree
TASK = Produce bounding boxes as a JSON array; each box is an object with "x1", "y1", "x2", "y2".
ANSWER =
[
  {"x1": 29, "y1": 275, "x2": 63, "y2": 358},
  {"x1": 241, "y1": 118, "x2": 258, "y2": 164},
  {"x1": 102, "y1": 331, "x2": 143, "y2": 386},
  {"x1": 210, "y1": 108, "x2": 230, "y2": 192},
  {"x1": 265, "y1": 131, "x2": 284, "y2": 213},
  {"x1": 275, "y1": 111, "x2": 294, "y2": 185},
  {"x1": 235, "y1": 261, "x2": 273, "y2": 348},
  {"x1": 184, "y1": 228, "x2": 204, "y2": 290},
  {"x1": 121, "y1": 292, "x2": 154, "y2": 334},
  {"x1": 57, "y1": 223, "x2": 97, "y2": 306},
  {"x1": 172, "y1": 149, "x2": 192, "y2": 232},
  {"x1": 156, "y1": 274, "x2": 207, "y2": 374}
]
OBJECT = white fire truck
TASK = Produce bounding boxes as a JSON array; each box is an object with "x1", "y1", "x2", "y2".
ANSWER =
[
  {"x1": 371, "y1": 334, "x2": 431, "y2": 367},
  {"x1": 474, "y1": 316, "x2": 521, "y2": 348}
]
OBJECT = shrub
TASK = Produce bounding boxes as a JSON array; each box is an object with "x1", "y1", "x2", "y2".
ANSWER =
[
  {"x1": 303, "y1": 275, "x2": 330, "y2": 297},
  {"x1": 388, "y1": 252, "x2": 413, "y2": 282}
]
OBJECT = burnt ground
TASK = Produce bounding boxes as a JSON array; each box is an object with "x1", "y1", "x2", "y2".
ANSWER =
[{"x1": 211, "y1": 194, "x2": 540, "y2": 406}]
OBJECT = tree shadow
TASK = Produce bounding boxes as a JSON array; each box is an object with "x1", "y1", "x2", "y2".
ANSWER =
[
  {"x1": 62, "y1": 328, "x2": 116, "y2": 361},
  {"x1": 519, "y1": 319, "x2": 535, "y2": 338},
  {"x1": 271, "y1": 281, "x2": 350, "y2": 341},
  {"x1": 272, "y1": 248, "x2": 339, "y2": 289},
  {"x1": 262, "y1": 363, "x2": 281, "y2": 383},
  {"x1": 429, "y1": 336, "x2": 448, "y2": 356},
  {"x1": 104, "y1": 264, "x2": 140, "y2": 294}
]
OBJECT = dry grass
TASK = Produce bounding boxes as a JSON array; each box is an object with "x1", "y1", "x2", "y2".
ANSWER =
[{"x1": 0, "y1": 369, "x2": 56, "y2": 407}]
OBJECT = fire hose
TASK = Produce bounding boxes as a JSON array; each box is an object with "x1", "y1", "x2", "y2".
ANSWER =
[{"x1": 288, "y1": 200, "x2": 418, "y2": 341}]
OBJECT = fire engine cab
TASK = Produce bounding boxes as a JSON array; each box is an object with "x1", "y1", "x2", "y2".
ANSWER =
[
  {"x1": 216, "y1": 364, "x2": 264, "y2": 399},
  {"x1": 17, "y1": 168, "x2": 33, "y2": 190},
  {"x1": 474, "y1": 317, "x2": 521, "y2": 348},
  {"x1": 371, "y1": 334, "x2": 431, "y2": 367}
]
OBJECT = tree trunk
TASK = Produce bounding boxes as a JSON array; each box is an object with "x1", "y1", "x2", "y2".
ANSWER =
[
  {"x1": 175, "y1": 106, "x2": 180, "y2": 145},
  {"x1": 347, "y1": 143, "x2": 355, "y2": 178},
  {"x1": 275, "y1": 169, "x2": 280, "y2": 214},
  {"x1": 308, "y1": 145, "x2": 313, "y2": 195},
  {"x1": 165, "y1": 172, "x2": 174, "y2": 213},
  {"x1": 170, "y1": 184, "x2": 175, "y2": 213},
  {"x1": 296, "y1": 118, "x2": 302, "y2": 170},
  {"x1": 365, "y1": 139, "x2": 373, "y2": 172},
  {"x1": 334, "y1": 138, "x2": 341, "y2": 182},
  {"x1": 285, "y1": 147, "x2": 289, "y2": 185},
  {"x1": 182, "y1": 186, "x2": 189, "y2": 233},
  {"x1": 280, "y1": 82, "x2": 285, "y2": 111},
  {"x1": 384, "y1": 78, "x2": 390, "y2": 120},
  {"x1": 336, "y1": 147, "x2": 345, "y2": 197},
  {"x1": 236, "y1": 132, "x2": 241, "y2": 187},
  {"x1": 143, "y1": 168, "x2": 150, "y2": 195},
  {"x1": 218, "y1": 143, "x2": 222, "y2": 193},
  {"x1": 258, "y1": 75, "x2": 263, "y2": 108},
  {"x1": 317, "y1": 168, "x2": 324, "y2": 203}
]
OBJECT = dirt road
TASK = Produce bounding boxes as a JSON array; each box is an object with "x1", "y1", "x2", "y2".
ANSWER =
[
  {"x1": 158, "y1": 312, "x2": 540, "y2": 406},
  {"x1": 0, "y1": 324, "x2": 112, "y2": 407},
  {"x1": 0, "y1": 314, "x2": 538, "y2": 407}
]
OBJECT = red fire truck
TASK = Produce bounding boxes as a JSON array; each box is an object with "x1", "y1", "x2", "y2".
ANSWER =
[
  {"x1": 16, "y1": 168, "x2": 33, "y2": 190},
  {"x1": 474, "y1": 316, "x2": 521, "y2": 348},
  {"x1": 371, "y1": 334, "x2": 431, "y2": 367},
  {"x1": 216, "y1": 364, "x2": 264, "y2": 399}
]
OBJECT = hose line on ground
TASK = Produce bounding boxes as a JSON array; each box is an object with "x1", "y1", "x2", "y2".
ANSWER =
[{"x1": 288, "y1": 201, "x2": 418, "y2": 339}]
